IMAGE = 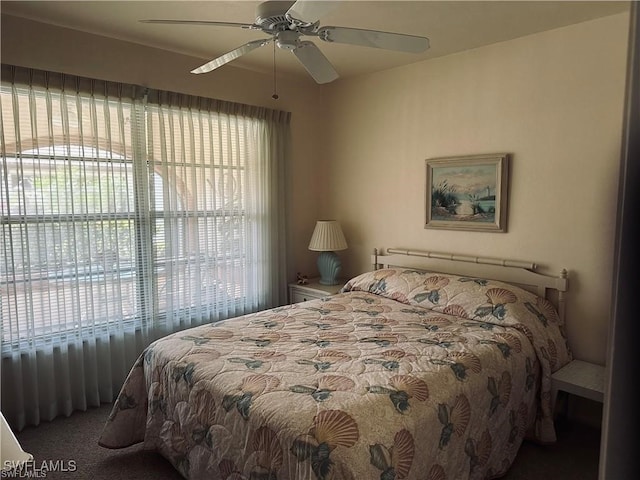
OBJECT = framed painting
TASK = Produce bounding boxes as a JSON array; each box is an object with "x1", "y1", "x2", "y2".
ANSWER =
[{"x1": 425, "y1": 153, "x2": 509, "y2": 232}]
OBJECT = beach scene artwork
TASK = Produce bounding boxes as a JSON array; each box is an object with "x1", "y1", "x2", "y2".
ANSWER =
[
  {"x1": 431, "y1": 164, "x2": 497, "y2": 221},
  {"x1": 425, "y1": 154, "x2": 508, "y2": 232}
]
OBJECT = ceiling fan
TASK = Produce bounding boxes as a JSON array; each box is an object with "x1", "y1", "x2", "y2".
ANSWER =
[{"x1": 141, "y1": 0, "x2": 430, "y2": 84}]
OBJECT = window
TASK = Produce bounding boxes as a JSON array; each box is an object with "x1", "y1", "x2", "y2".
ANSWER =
[
  {"x1": 1, "y1": 73, "x2": 289, "y2": 351},
  {"x1": 1, "y1": 66, "x2": 289, "y2": 430},
  {"x1": 1, "y1": 145, "x2": 139, "y2": 340}
]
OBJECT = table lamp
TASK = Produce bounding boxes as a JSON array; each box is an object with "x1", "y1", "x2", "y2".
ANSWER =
[{"x1": 308, "y1": 220, "x2": 348, "y2": 285}]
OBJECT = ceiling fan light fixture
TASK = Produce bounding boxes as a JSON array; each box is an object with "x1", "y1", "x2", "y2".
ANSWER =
[{"x1": 276, "y1": 30, "x2": 300, "y2": 51}]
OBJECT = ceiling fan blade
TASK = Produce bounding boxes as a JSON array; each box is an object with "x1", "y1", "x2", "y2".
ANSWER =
[
  {"x1": 140, "y1": 19, "x2": 258, "y2": 30},
  {"x1": 292, "y1": 41, "x2": 338, "y2": 84},
  {"x1": 191, "y1": 39, "x2": 271, "y2": 74},
  {"x1": 317, "y1": 26, "x2": 430, "y2": 53},
  {"x1": 285, "y1": 0, "x2": 338, "y2": 25}
]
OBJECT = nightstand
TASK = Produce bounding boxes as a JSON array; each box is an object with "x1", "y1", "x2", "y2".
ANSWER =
[
  {"x1": 551, "y1": 359, "x2": 605, "y2": 409},
  {"x1": 288, "y1": 278, "x2": 344, "y2": 304}
]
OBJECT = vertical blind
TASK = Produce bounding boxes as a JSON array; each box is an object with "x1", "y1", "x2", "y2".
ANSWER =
[{"x1": 0, "y1": 66, "x2": 289, "y2": 429}]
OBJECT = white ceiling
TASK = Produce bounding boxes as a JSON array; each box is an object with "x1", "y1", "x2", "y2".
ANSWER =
[{"x1": 1, "y1": 1, "x2": 630, "y2": 82}]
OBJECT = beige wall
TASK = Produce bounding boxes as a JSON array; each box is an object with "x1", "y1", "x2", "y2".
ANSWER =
[
  {"x1": 319, "y1": 13, "x2": 629, "y2": 364},
  {"x1": 1, "y1": 12, "x2": 629, "y2": 364}
]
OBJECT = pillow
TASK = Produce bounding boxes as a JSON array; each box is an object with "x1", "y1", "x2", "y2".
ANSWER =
[
  {"x1": 342, "y1": 268, "x2": 571, "y2": 370},
  {"x1": 345, "y1": 268, "x2": 556, "y2": 322}
]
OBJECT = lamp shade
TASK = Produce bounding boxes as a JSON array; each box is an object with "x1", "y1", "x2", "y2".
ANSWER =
[{"x1": 308, "y1": 220, "x2": 348, "y2": 252}]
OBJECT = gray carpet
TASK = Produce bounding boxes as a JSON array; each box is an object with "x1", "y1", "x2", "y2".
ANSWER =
[{"x1": 12, "y1": 403, "x2": 600, "y2": 479}]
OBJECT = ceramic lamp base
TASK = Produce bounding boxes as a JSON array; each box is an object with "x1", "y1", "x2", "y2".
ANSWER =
[{"x1": 316, "y1": 251, "x2": 342, "y2": 285}]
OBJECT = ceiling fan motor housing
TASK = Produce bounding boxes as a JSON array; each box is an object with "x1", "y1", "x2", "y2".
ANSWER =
[{"x1": 255, "y1": 1, "x2": 296, "y2": 31}]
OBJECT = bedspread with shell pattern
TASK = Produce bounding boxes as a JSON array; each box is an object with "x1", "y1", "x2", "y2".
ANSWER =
[{"x1": 99, "y1": 268, "x2": 571, "y2": 480}]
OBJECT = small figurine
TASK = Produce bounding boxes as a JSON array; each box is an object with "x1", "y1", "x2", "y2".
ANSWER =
[{"x1": 296, "y1": 272, "x2": 308, "y2": 285}]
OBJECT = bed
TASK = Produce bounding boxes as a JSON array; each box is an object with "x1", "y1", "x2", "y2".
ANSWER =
[{"x1": 99, "y1": 248, "x2": 571, "y2": 480}]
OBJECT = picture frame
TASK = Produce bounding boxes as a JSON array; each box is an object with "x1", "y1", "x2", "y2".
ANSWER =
[{"x1": 425, "y1": 153, "x2": 509, "y2": 232}]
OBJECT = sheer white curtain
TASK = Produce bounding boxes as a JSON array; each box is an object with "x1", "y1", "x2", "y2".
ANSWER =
[{"x1": 0, "y1": 66, "x2": 289, "y2": 430}]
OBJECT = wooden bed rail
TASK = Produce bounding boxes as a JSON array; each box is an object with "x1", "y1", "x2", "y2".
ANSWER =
[{"x1": 382, "y1": 248, "x2": 536, "y2": 270}]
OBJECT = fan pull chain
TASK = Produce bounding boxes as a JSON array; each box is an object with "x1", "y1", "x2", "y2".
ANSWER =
[{"x1": 272, "y1": 40, "x2": 279, "y2": 100}]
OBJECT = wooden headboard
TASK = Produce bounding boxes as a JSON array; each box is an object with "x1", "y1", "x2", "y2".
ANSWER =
[{"x1": 372, "y1": 248, "x2": 569, "y2": 322}]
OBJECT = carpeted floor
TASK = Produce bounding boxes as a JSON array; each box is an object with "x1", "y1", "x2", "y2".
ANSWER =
[{"x1": 11, "y1": 403, "x2": 601, "y2": 479}]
